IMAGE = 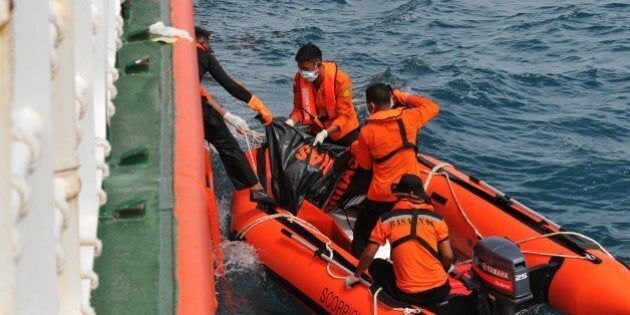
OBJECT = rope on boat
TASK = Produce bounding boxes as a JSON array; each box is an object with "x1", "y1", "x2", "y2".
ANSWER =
[
  {"x1": 422, "y1": 161, "x2": 614, "y2": 262},
  {"x1": 372, "y1": 288, "x2": 421, "y2": 315},
  {"x1": 238, "y1": 212, "x2": 423, "y2": 315},
  {"x1": 423, "y1": 162, "x2": 484, "y2": 240},
  {"x1": 516, "y1": 231, "x2": 614, "y2": 260},
  {"x1": 373, "y1": 287, "x2": 382, "y2": 315},
  {"x1": 243, "y1": 130, "x2": 259, "y2": 182}
]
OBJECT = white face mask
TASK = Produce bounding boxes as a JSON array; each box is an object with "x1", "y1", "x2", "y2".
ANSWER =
[{"x1": 299, "y1": 65, "x2": 319, "y2": 82}]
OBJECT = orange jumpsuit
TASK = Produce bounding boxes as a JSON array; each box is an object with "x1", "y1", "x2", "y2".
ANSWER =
[
  {"x1": 291, "y1": 62, "x2": 360, "y2": 143},
  {"x1": 355, "y1": 91, "x2": 440, "y2": 202}
]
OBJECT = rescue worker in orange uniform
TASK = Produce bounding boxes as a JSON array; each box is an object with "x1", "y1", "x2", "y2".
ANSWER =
[
  {"x1": 286, "y1": 43, "x2": 360, "y2": 147},
  {"x1": 345, "y1": 174, "x2": 454, "y2": 307},
  {"x1": 350, "y1": 82, "x2": 440, "y2": 257},
  {"x1": 195, "y1": 26, "x2": 275, "y2": 205}
]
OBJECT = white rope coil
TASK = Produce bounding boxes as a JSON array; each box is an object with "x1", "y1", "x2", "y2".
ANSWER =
[
  {"x1": 96, "y1": 161, "x2": 110, "y2": 178},
  {"x1": 12, "y1": 230, "x2": 21, "y2": 261},
  {"x1": 97, "y1": 189, "x2": 107, "y2": 206},
  {"x1": 106, "y1": 100, "x2": 116, "y2": 123},
  {"x1": 115, "y1": 38, "x2": 122, "y2": 51},
  {"x1": 53, "y1": 177, "x2": 70, "y2": 274},
  {"x1": 53, "y1": 177, "x2": 70, "y2": 226},
  {"x1": 108, "y1": 83, "x2": 118, "y2": 99},
  {"x1": 90, "y1": 2, "x2": 99, "y2": 36},
  {"x1": 75, "y1": 74, "x2": 88, "y2": 119},
  {"x1": 55, "y1": 243, "x2": 65, "y2": 274},
  {"x1": 114, "y1": 13, "x2": 124, "y2": 51},
  {"x1": 80, "y1": 237, "x2": 103, "y2": 257},
  {"x1": 115, "y1": 14, "x2": 123, "y2": 38},
  {"x1": 80, "y1": 270, "x2": 99, "y2": 289},
  {"x1": 49, "y1": 0, "x2": 64, "y2": 78},
  {"x1": 75, "y1": 75, "x2": 87, "y2": 142},
  {"x1": 49, "y1": 1, "x2": 65, "y2": 46},
  {"x1": 54, "y1": 195, "x2": 70, "y2": 230},
  {"x1": 95, "y1": 137, "x2": 112, "y2": 156},
  {"x1": 49, "y1": 46, "x2": 59, "y2": 78},
  {"x1": 11, "y1": 107, "x2": 44, "y2": 171},
  {"x1": 11, "y1": 176, "x2": 30, "y2": 219},
  {"x1": 108, "y1": 65, "x2": 119, "y2": 82}
]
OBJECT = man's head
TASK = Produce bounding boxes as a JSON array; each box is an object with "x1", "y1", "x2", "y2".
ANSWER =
[
  {"x1": 195, "y1": 26, "x2": 212, "y2": 48},
  {"x1": 391, "y1": 174, "x2": 430, "y2": 203},
  {"x1": 295, "y1": 43, "x2": 323, "y2": 83},
  {"x1": 365, "y1": 83, "x2": 393, "y2": 114}
]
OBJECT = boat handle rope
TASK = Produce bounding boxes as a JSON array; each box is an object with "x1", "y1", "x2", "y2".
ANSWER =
[
  {"x1": 516, "y1": 231, "x2": 613, "y2": 260},
  {"x1": 236, "y1": 212, "x2": 347, "y2": 279},
  {"x1": 423, "y1": 162, "x2": 613, "y2": 261},
  {"x1": 238, "y1": 212, "x2": 421, "y2": 315},
  {"x1": 241, "y1": 128, "x2": 265, "y2": 183},
  {"x1": 423, "y1": 162, "x2": 484, "y2": 240}
]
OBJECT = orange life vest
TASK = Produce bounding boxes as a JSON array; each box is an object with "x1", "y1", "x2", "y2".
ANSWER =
[
  {"x1": 370, "y1": 200, "x2": 449, "y2": 293},
  {"x1": 293, "y1": 61, "x2": 338, "y2": 125},
  {"x1": 292, "y1": 62, "x2": 359, "y2": 142}
]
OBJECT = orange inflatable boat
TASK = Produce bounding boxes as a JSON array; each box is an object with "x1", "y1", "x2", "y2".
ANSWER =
[{"x1": 230, "y1": 121, "x2": 630, "y2": 315}]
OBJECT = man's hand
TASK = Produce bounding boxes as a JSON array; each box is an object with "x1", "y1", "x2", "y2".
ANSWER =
[
  {"x1": 223, "y1": 111, "x2": 250, "y2": 134},
  {"x1": 247, "y1": 95, "x2": 273, "y2": 125},
  {"x1": 258, "y1": 107, "x2": 273, "y2": 125},
  {"x1": 344, "y1": 274, "x2": 360, "y2": 289},
  {"x1": 392, "y1": 89, "x2": 409, "y2": 104},
  {"x1": 313, "y1": 129, "x2": 328, "y2": 146}
]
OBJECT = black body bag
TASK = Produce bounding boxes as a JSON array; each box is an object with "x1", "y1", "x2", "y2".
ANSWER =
[{"x1": 265, "y1": 120, "x2": 350, "y2": 213}]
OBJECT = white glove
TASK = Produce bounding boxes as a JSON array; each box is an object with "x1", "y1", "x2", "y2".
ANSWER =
[
  {"x1": 285, "y1": 118, "x2": 295, "y2": 127},
  {"x1": 313, "y1": 129, "x2": 328, "y2": 146},
  {"x1": 344, "y1": 274, "x2": 360, "y2": 289},
  {"x1": 224, "y1": 111, "x2": 250, "y2": 134}
]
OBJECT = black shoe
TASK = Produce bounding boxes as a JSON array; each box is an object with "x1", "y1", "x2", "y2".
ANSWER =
[{"x1": 250, "y1": 190, "x2": 277, "y2": 207}]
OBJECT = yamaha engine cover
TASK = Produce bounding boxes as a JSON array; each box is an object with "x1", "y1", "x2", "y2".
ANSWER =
[{"x1": 472, "y1": 237, "x2": 533, "y2": 314}]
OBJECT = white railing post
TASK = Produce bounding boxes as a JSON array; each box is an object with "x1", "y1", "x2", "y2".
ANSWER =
[
  {"x1": 8, "y1": 0, "x2": 122, "y2": 313},
  {"x1": 1, "y1": 2, "x2": 15, "y2": 313},
  {"x1": 74, "y1": 0, "x2": 104, "y2": 313},
  {"x1": 50, "y1": 0, "x2": 83, "y2": 313},
  {"x1": 12, "y1": 0, "x2": 60, "y2": 313}
]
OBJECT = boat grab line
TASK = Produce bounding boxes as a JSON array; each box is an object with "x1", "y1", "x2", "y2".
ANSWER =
[
  {"x1": 422, "y1": 163, "x2": 484, "y2": 240},
  {"x1": 422, "y1": 164, "x2": 612, "y2": 261},
  {"x1": 516, "y1": 232, "x2": 613, "y2": 260}
]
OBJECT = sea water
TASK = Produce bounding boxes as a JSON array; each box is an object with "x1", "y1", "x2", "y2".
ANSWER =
[{"x1": 194, "y1": 0, "x2": 629, "y2": 313}]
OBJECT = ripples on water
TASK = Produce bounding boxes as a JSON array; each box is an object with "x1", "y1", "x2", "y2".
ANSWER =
[{"x1": 194, "y1": 0, "x2": 629, "y2": 313}]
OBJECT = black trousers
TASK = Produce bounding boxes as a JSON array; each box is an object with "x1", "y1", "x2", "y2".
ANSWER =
[
  {"x1": 369, "y1": 258, "x2": 450, "y2": 307},
  {"x1": 350, "y1": 198, "x2": 396, "y2": 258},
  {"x1": 202, "y1": 102, "x2": 258, "y2": 190}
]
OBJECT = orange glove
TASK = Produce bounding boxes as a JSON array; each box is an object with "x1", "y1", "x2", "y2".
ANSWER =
[
  {"x1": 392, "y1": 89, "x2": 409, "y2": 104},
  {"x1": 247, "y1": 95, "x2": 273, "y2": 125}
]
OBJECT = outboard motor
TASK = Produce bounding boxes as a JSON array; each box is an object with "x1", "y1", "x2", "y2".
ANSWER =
[{"x1": 472, "y1": 237, "x2": 533, "y2": 315}]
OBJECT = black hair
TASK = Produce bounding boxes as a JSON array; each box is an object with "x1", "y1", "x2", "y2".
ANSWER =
[
  {"x1": 295, "y1": 43, "x2": 322, "y2": 63},
  {"x1": 195, "y1": 26, "x2": 211, "y2": 39},
  {"x1": 365, "y1": 83, "x2": 392, "y2": 108}
]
